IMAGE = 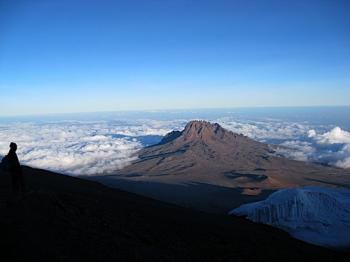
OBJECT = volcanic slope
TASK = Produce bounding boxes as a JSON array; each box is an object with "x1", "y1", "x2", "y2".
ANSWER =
[
  {"x1": 89, "y1": 121, "x2": 350, "y2": 213},
  {"x1": 114, "y1": 121, "x2": 350, "y2": 190},
  {"x1": 0, "y1": 166, "x2": 349, "y2": 261}
]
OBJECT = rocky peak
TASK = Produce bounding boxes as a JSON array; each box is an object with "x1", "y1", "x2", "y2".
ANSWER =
[
  {"x1": 156, "y1": 120, "x2": 240, "y2": 146},
  {"x1": 182, "y1": 120, "x2": 227, "y2": 141}
]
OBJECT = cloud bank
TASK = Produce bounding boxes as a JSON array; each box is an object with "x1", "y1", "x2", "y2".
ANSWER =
[
  {"x1": 0, "y1": 117, "x2": 349, "y2": 176},
  {"x1": 216, "y1": 117, "x2": 350, "y2": 169},
  {"x1": 0, "y1": 119, "x2": 188, "y2": 175},
  {"x1": 273, "y1": 127, "x2": 350, "y2": 169},
  {"x1": 0, "y1": 122, "x2": 143, "y2": 175}
]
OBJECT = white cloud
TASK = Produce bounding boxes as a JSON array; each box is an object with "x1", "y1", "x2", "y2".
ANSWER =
[
  {"x1": 217, "y1": 117, "x2": 310, "y2": 141},
  {"x1": 0, "y1": 122, "x2": 142, "y2": 175},
  {"x1": 313, "y1": 127, "x2": 350, "y2": 144},
  {"x1": 1, "y1": 117, "x2": 349, "y2": 176},
  {"x1": 273, "y1": 127, "x2": 350, "y2": 169},
  {"x1": 336, "y1": 157, "x2": 350, "y2": 169},
  {"x1": 108, "y1": 119, "x2": 186, "y2": 136},
  {"x1": 309, "y1": 127, "x2": 350, "y2": 168},
  {"x1": 217, "y1": 118, "x2": 350, "y2": 169},
  {"x1": 0, "y1": 119, "x2": 188, "y2": 176},
  {"x1": 275, "y1": 141, "x2": 315, "y2": 162},
  {"x1": 307, "y1": 129, "x2": 316, "y2": 138}
]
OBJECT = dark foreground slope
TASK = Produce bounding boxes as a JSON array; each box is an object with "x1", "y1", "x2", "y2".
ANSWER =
[{"x1": 0, "y1": 166, "x2": 348, "y2": 262}]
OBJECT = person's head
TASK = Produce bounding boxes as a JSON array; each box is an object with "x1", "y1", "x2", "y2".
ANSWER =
[{"x1": 10, "y1": 142, "x2": 17, "y2": 152}]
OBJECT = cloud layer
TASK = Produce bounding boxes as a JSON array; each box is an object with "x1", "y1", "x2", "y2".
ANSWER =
[
  {"x1": 0, "y1": 119, "x2": 189, "y2": 175},
  {"x1": 0, "y1": 116, "x2": 349, "y2": 176},
  {"x1": 0, "y1": 122, "x2": 143, "y2": 175},
  {"x1": 307, "y1": 127, "x2": 350, "y2": 168},
  {"x1": 216, "y1": 117, "x2": 350, "y2": 169}
]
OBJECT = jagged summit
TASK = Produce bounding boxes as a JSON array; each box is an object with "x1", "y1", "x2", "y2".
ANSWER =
[
  {"x1": 158, "y1": 120, "x2": 243, "y2": 146},
  {"x1": 182, "y1": 120, "x2": 229, "y2": 141},
  {"x1": 183, "y1": 120, "x2": 222, "y2": 133}
]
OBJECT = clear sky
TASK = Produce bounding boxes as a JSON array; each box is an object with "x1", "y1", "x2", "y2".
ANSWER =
[{"x1": 0, "y1": 0, "x2": 349, "y2": 116}]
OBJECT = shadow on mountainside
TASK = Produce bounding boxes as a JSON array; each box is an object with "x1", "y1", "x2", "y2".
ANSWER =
[
  {"x1": 88, "y1": 175, "x2": 275, "y2": 214},
  {"x1": 1, "y1": 166, "x2": 349, "y2": 261}
]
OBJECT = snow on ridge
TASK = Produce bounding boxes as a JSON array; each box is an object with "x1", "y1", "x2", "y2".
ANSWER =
[{"x1": 229, "y1": 187, "x2": 350, "y2": 248}]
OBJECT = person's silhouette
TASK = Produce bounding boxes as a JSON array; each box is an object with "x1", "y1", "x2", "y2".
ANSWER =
[{"x1": 6, "y1": 142, "x2": 25, "y2": 193}]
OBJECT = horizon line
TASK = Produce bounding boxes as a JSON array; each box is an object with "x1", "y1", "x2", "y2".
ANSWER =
[{"x1": 1, "y1": 105, "x2": 349, "y2": 118}]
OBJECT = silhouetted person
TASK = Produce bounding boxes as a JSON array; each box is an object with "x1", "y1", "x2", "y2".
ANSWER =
[{"x1": 5, "y1": 142, "x2": 25, "y2": 193}]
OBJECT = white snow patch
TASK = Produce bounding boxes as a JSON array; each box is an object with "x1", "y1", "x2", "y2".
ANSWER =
[{"x1": 229, "y1": 187, "x2": 350, "y2": 248}]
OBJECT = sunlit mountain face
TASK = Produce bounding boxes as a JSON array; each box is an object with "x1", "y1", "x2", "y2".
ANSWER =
[{"x1": 0, "y1": 107, "x2": 349, "y2": 176}]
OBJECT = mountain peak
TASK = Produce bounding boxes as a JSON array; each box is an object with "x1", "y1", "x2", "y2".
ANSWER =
[
  {"x1": 157, "y1": 120, "x2": 239, "y2": 145},
  {"x1": 182, "y1": 120, "x2": 227, "y2": 141},
  {"x1": 184, "y1": 120, "x2": 219, "y2": 130},
  {"x1": 157, "y1": 120, "x2": 235, "y2": 146}
]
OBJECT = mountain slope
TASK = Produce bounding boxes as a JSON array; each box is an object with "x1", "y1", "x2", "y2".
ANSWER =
[
  {"x1": 0, "y1": 166, "x2": 349, "y2": 261},
  {"x1": 115, "y1": 121, "x2": 349, "y2": 190},
  {"x1": 93, "y1": 121, "x2": 350, "y2": 213}
]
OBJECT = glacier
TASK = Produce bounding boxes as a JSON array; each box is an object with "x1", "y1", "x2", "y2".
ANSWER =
[{"x1": 229, "y1": 187, "x2": 350, "y2": 248}]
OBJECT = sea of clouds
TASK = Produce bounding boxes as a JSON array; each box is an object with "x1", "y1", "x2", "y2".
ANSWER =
[
  {"x1": 0, "y1": 119, "x2": 184, "y2": 175},
  {"x1": 217, "y1": 117, "x2": 350, "y2": 169},
  {"x1": 0, "y1": 114, "x2": 349, "y2": 175}
]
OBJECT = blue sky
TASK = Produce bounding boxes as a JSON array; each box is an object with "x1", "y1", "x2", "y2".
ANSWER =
[{"x1": 0, "y1": 0, "x2": 349, "y2": 116}]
